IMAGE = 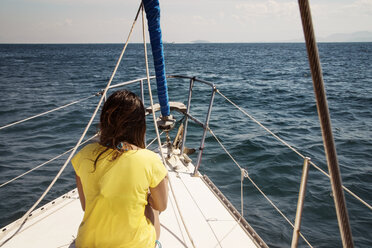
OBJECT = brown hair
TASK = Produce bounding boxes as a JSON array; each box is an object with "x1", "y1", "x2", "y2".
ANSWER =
[{"x1": 94, "y1": 90, "x2": 146, "y2": 168}]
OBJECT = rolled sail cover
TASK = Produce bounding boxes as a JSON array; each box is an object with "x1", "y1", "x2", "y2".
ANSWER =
[{"x1": 143, "y1": 0, "x2": 170, "y2": 117}]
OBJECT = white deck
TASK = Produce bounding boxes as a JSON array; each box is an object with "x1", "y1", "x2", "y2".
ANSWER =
[{"x1": 0, "y1": 150, "x2": 266, "y2": 248}]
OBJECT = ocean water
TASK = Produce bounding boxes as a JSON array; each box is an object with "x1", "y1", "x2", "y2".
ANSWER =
[{"x1": 0, "y1": 43, "x2": 371, "y2": 247}]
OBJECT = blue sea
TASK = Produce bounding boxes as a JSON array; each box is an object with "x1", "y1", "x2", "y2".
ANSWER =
[{"x1": 0, "y1": 43, "x2": 371, "y2": 247}]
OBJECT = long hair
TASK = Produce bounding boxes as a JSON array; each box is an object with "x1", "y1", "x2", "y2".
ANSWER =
[{"x1": 94, "y1": 90, "x2": 146, "y2": 168}]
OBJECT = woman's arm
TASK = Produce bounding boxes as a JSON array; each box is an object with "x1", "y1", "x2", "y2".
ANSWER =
[
  {"x1": 75, "y1": 174, "x2": 86, "y2": 211},
  {"x1": 149, "y1": 175, "x2": 168, "y2": 212}
]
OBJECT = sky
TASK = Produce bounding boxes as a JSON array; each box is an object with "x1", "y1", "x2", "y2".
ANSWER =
[{"x1": 0, "y1": 0, "x2": 371, "y2": 43}]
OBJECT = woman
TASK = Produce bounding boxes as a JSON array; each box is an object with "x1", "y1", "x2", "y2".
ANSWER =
[{"x1": 71, "y1": 90, "x2": 168, "y2": 248}]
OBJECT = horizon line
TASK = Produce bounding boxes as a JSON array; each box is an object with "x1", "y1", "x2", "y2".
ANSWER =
[{"x1": 1, "y1": 41, "x2": 372, "y2": 45}]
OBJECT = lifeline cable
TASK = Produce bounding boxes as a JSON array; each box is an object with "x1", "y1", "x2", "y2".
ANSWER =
[
  {"x1": 217, "y1": 89, "x2": 372, "y2": 211},
  {"x1": 208, "y1": 127, "x2": 313, "y2": 247}
]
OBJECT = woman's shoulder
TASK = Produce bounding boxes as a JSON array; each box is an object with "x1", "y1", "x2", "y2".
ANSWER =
[
  {"x1": 128, "y1": 149, "x2": 162, "y2": 164},
  {"x1": 135, "y1": 148, "x2": 159, "y2": 158},
  {"x1": 74, "y1": 142, "x2": 105, "y2": 160},
  {"x1": 79, "y1": 142, "x2": 101, "y2": 153}
]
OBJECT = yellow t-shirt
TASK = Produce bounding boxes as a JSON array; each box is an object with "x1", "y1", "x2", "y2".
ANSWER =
[{"x1": 71, "y1": 143, "x2": 168, "y2": 248}]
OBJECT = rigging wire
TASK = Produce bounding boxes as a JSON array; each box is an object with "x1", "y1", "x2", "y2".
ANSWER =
[
  {"x1": 1, "y1": 74, "x2": 369, "y2": 246},
  {"x1": 0, "y1": 94, "x2": 98, "y2": 131},
  {"x1": 140, "y1": 5, "x2": 197, "y2": 248},
  {"x1": 0, "y1": 8, "x2": 367, "y2": 246},
  {"x1": 0, "y1": 3, "x2": 143, "y2": 246},
  {"x1": 5, "y1": 77, "x2": 368, "y2": 212},
  {"x1": 216, "y1": 89, "x2": 372, "y2": 212}
]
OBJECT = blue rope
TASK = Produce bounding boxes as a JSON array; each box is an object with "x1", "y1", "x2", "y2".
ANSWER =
[{"x1": 143, "y1": 0, "x2": 170, "y2": 117}]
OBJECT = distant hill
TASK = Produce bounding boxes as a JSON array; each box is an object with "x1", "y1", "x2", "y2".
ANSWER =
[{"x1": 318, "y1": 31, "x2": 372, "y2": 42}]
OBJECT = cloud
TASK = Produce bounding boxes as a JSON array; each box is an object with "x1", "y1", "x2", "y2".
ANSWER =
[
  {"x1": 339, "y1": 0, "x2": 372, "y2": 15},
  {"x1": 305, "y1": 0, "x2": 372, "y2": 18},
  {"x1": 2, "y1": 0, "x2": 371, "y2": 43},
  {"x1": 308, "y1": 0, "x2": 372, "y2": 35},
  {"x1": 24, "y1": 0, "x2": 124, "y2": 4},
  {"x1": 235, "y1": 0, "x2": 298, "y2": 18},
  {"x1": 192, "y1": 16, "x2": 216, "y2": 26},
  {"x1": 56, "y1": 19, "x2": 73, "y2": 27}
]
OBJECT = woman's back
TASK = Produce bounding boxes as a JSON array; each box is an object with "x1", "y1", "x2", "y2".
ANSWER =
[{"x1": 72, "y1": 143, "x2": 167, "y2": 248}]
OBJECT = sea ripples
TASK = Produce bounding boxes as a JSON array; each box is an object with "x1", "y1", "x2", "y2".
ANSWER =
[{"x1": 0, "y1": 43, "x2": 371, "y2": 247}]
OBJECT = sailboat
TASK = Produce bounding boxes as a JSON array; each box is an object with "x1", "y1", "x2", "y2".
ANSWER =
[{"x1": 0, "y1": 0, "x2": 370, "y2": 247}]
